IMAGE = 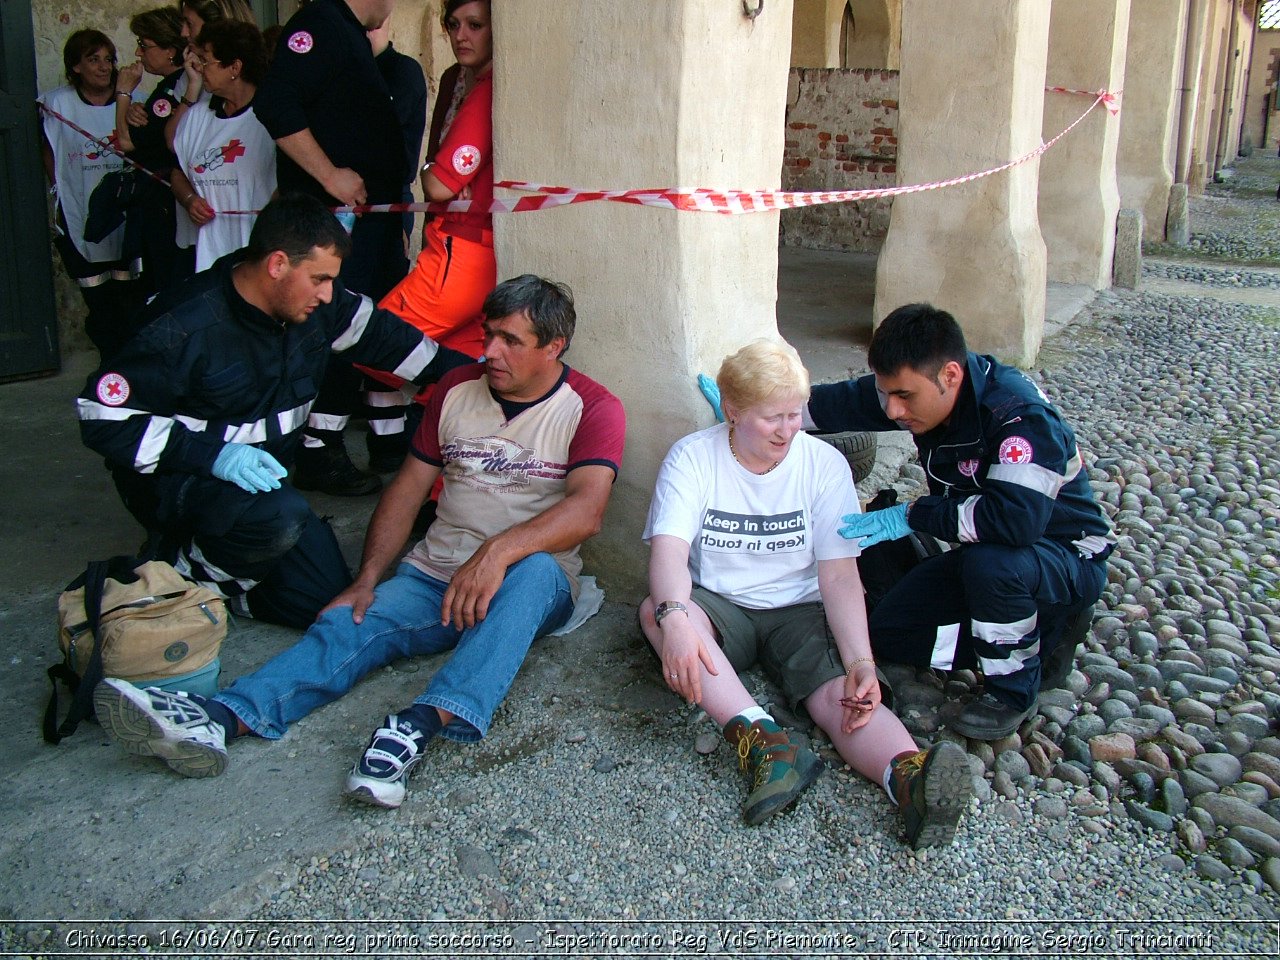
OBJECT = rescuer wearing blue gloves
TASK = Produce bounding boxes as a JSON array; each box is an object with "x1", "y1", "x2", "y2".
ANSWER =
[{"x1": 77, "y1": 194, "x2": 472, "y2": 628}]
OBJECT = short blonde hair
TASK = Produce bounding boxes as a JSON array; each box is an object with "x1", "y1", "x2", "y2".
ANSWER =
[{"x1": 716, "y1": 338, "x2": 810, "y2": 414}]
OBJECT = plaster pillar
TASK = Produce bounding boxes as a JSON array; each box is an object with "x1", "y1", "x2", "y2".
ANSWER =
[
  {"x1": 1118, "y1": 1, "x2": 1185, "y2": 242},
  {"x1": 1039, "y1": 0, "x2": 1130, "y2": 289},
  {"x1": 791, "y1": 0, "x2": 844, "y2": 68},
  {"x1": 1191, "y1": 2, "x2": 1229, "y2": 191},
  {"x1": 874, "y1": 0, "x2": 1049, "y2": 366},
  {"x1": 495, "y1": 2, "x2": 794, "y2": 596}
]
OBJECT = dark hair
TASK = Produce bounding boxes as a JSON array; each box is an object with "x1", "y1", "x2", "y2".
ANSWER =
[
  {"x1": 442, "y1": 0, "x2": 491, "y2": 30},
  {"x1": 63, "y1": 30, "x2": 116, "y2": 88},
  {"x1": 197, "y1": 20, "x2": 269, "y2": 86},
  {"x1": 131, "y1": 7, "x2": 184, "y2": 56},
  {"x1": 867, "y1": 303, "x2": 968, "y2": 380},
  {"x1": 483, "y1": 275, "x2": 575, "y2": 356},
  {"x1": 181, "y1": 0, "x2": 256, "y2": 27},
  {"x1": 244, "y1": 194, "x2": 353, "y2": 265}
]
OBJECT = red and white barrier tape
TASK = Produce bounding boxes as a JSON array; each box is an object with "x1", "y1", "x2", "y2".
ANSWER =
[
  {"x1": 1045, "y1": 86, "x2": 1121, "y2": 116},
  {"x1": 38, "y1": 86, "x2": 1118, "y2": 218},
  {"x1": 492, "y1": 89, "x2": 1116, "y2": 215}
]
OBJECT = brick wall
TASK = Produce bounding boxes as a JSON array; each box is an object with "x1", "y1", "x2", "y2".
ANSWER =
[{"x1": 781, "y1": 68, "x2": 899, "y2": 253}]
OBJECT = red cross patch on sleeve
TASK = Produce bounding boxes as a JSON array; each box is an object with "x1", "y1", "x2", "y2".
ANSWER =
[
  {"x1": 287, "y1": 31, "x2": 314, "y2": 54},
  {"x1": 452, "y1": 145, "x2": 481, "y2": 176},
  {"x1": 96, "y1": 373, "x2": 130, "y2": 406},
  {"x1": 998, "y1": 436, "x2": 1033, "y2": 465}
]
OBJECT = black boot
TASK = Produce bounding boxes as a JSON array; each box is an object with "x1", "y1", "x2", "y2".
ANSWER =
[{"x1": 292, "y1": 443, "x2": 382, "y2": 497}]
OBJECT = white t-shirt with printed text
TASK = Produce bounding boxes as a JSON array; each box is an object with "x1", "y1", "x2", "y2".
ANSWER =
[{"x1": 644, "y1": 424, "x2": 863, "y2": 609}]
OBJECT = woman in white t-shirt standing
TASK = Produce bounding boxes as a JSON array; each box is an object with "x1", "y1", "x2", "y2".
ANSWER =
[
  {"x1": 40, "y1": 30, "x2": 145, "y2": 358},
  {"x1": 640, "y1": 339, "x2": 973, "y2": 849},
  {"x1": 170, "y1": 20, "x2": 275, "y2": 271}
]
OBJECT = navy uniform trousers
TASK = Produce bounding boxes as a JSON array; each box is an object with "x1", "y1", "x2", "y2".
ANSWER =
[
  {"x1": 112, "y1": 468, "x2": 351, "y2": 630},
  {"x1": 865, "y1": 539, "x2": 1108, "y2": 710}
]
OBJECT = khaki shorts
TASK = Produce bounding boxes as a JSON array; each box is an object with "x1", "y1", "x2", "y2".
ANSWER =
[{"x1": 690, "y1": 586, "x2": 844, "y2": 706}]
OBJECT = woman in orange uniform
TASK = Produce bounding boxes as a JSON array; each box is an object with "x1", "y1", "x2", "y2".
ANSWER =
[{"x1": 364, "y1": 0, "x2": 493, "y2": 472}]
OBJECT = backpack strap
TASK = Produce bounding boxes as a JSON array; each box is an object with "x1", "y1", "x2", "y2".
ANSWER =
[{"x1": 43, "y1": 559, "x2": 111, "y2": 745}]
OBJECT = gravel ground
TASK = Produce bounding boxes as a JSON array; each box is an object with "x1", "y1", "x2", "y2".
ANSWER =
[{"x1": 5, "y1": 161, "x2": 1280, "y2": 960}]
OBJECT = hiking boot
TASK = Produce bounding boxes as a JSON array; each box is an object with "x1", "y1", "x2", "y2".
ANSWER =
[
  {"x1": 723, "y1": 716, "x2": 824, "y2": 825},
  {"x1": 344, "y1": 714, "x2": 430, "y2": 809},
  {"x1": 1040, "y1": 605, "x2": 1093, "y2": 692},
  {"x1": 92, "y1": 678, "x2": 228, "y2": 778},
  {"x1": 292, "y1": 444, "x2": 382, "y2": 497},
  {"x1": 949, "y1": 691, "x2": 1039, "y2": 741},
  {"x1": 891, "y1": 742, "x2": 973, "y2": 849}
]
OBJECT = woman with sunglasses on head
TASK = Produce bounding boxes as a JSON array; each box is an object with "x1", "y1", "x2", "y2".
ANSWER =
[
  {"x1": 169, "y1": 20, "x2": 275, "y2": 271},
  {"x1": 40, "y1": 30, "x2": 145, "y2": 358},
  {"x1": 112, "y1": 6, "x2": 190, "y2": 294}
]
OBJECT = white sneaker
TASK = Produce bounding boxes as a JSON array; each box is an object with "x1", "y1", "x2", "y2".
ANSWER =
[
  {"x1": 343, "y1": 714, "x2": 428, "y2": 809},
  {"x1": 93, "y1": 678, "x2": 228, "y2": 778}
]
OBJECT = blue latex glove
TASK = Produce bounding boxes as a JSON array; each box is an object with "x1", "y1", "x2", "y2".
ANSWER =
[
  {"x1": 212, "y1": 443, "x2": 286, "y2": 494},
  {"x1": 697, "y1": 373, "x2": 725, "y2": 423},
  {"x1": 838, "y1": 503, "x2": 911, "y2": 548}
]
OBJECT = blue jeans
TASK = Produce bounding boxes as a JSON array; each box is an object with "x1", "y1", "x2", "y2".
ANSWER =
[{"x1": 214, "y1": 554, "x2": 573, "y2": 742}]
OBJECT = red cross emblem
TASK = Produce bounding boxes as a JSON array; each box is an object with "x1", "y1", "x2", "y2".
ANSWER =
[
  {"x1": 96, "y1": 372, "x2": 130, "y2": 406},
  {"x1": 998, "y1": 436, "x2": 1033, "y2": 465},
  {"x1": 221, "y1": 139, "x2": 246, "y2": 163},
  {"x1": 288, "y1": 31, "x2": 314, "y2": 54},
  {"x1": 452, "y1": 144, "x2": 481, "y2": 176}
]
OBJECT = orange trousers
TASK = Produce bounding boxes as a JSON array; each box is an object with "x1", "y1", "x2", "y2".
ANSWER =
[{"x1": 380, "y1": 220, "x2": 494, "y2": 367}]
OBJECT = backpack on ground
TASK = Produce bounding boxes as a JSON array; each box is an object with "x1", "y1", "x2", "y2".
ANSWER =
[{"x1": 44, "y1": 557, "x2": 226, "y2": 744}]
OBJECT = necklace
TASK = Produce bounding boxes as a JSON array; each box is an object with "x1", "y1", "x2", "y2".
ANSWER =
[{"x1": 728, "y1": 426, "x2": 780, "y2": 475}]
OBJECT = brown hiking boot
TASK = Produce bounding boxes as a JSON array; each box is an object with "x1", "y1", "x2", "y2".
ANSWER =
[
  {"x1": 891, "y1": 742, "x2": 973, "y2": 849},
  {"x1": 723, "y1": 715, "x2": 824, "y2": 826}
]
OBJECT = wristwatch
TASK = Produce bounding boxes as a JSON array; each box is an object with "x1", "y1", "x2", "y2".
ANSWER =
[{"x1": 654, "y1": 601, "x2": 688, "y2": 625}]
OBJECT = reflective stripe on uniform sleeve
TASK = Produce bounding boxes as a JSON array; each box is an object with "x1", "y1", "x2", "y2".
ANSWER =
[
  {"x1": 224, "y1": 420, "x2": 268, "y2": 444},
  {"x1": 222, "y1": 402, "x2": 312, "y2": 444},
  {"x1": 986, "y1": 445, "x2": 1082, "y2": 498},
  {"x1": 135, "y1": 417, "x2": 175, "y2": 473},
  {"x1": 957, "y1": 495, "x2": 981, "y2": 543},
  {"x1": 330, "y1": 297, "x2": 374, "y2": 352},
  {"x1": 392, "y1": 339, "x2": 436, "y2": 380},
  {"x1": 175, "y1": 414, "x2": 209, "y2": 432},
  {"x1": 76, "y1": 398, "x2": 143, "y2": 421}
]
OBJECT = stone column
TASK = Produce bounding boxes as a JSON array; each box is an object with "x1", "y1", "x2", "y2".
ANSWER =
[
  {"x1": 1039, "y1": 0, "x2": 1130, "y2": 288},
  {"x1": 874, "y1": 0, "x2": 1049, "y2": 366},
  {"x1": 495, "y1": 2, "x2": 794, "y2": 595},
  {"x1": 1118, "y1": 0, "x2": 1187, "y2": 242},
  {"x1": 791, "y1": 0, "x2": 844, "y2": 68}
]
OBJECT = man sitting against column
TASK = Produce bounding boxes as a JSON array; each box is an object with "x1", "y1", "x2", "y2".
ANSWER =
[
  {"x1": 92, "y1": 276, "x2": 626, "y2": 809},
  {"x1": 811, "y1": 304, "x2": 1114, "y2": 739},
  {"x1": 76, "y1": 193, "x2": 472, "y2": 629}
]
